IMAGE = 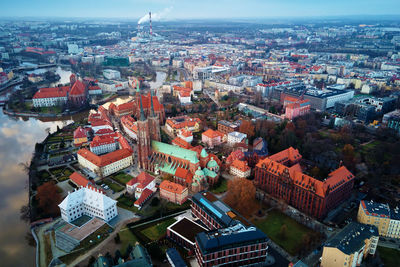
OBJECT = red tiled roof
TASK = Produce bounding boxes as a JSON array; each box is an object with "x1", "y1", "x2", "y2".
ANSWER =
[
  {"x1": 69, "y1": 172, "x2": 91, "y2": 187},
  {"x1": 231, "y1": 159, "x2": 250, "y2": 172},
  {"x1": 77, "y1": 148, "x2": 132, "y2": 167},
  {"x1": 90, "y1": 135, "x2": 115, "y2": 147},
  {"x1": 160, "y1": 180, "x2": 186, "y2": 194},
  {"x1": 74, "y1": 126, "x2": 87, "y2": 139},
  {"x1": 33, "y1": 86, "x2": 69, "y2": 99},
  {"x1": 69, "y1": 80, "x2": 85, "y2": 96},
  {"x1": 268, "y1": 147, "x2": 301, "y2": 163},
  {"x1": 172, "y1": 137, "x2": 192, "y2": 149},
  {"x1": 175, "y1": 167, "x2": 193, "y2": 184},
  {"x1": 202, "y1": 129, "x2": 224, "y2": 139},
  {"x1": 94, "y1": 128, "x2": 114, "y2": 135},
  {"x1": 127, "y1": 171, "x2": 155, "y2": 189},
  {"x1": 134, "y1": 188, "x2": 154, "y2": 207}
]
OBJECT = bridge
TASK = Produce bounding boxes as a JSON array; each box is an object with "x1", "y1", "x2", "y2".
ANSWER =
[{"x1": 12, "y1": 64, "x2": 57, "y2": 72}]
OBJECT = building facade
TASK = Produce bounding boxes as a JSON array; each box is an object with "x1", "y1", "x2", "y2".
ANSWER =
[
  {"x1": 58, "y1": 186, "x2": 117, "y2": 222},
  {"x1": 159, "y1": 180, "x2": 188, "y2": 205},
  {"x1": 254, "y1": 147, "x2": 355, "y2": 219}
]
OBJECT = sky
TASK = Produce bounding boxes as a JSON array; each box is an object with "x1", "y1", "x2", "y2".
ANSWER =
[{"x1": 1, "y1": 0, "x2": 400, "y2": 20}]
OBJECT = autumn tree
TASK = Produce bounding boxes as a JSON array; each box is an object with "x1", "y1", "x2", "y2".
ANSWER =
[
  {"x1": 239, "y1": 120, "x2": 255, "y2": 139},
  {"x1": 36, "y1": 182, "x2": 62, "y2": 218},
  {"x1": 342, "y1": 144, "x2": 355, "y2": 170},
  {"x1": 224, "y1": 178, "x2": 258, "y2": 218}
]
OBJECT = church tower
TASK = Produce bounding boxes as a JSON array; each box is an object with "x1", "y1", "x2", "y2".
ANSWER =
[
  {"x1": 136, "y1": 85, "x2": 151, "y2": 170},
  {"x1": 148, "y1": 89, "x2": 161, "y2": 142}
]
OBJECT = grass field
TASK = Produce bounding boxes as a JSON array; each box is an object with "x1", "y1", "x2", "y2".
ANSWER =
[
  {"x1": 110, "y1": 172, "x2": 133, "y2": 185},
  {"x1": 141, "y1": 218, "x2": 176, "y2": 241},
  {"x1": 253, "y1": 209, "x2": 316, "y2": 255},
  {"x1": 211, "y1": 178, "x2": 228, "y2": 194},
  {"x1": 104, "y1": 179, "x2": 124, "y2": 192},
  {"x1": 119, "y1": 228, "x2": 138, "y2": 255},
  {"x1": 378, "y1": 246, "x2": 400, "y2": 267}
]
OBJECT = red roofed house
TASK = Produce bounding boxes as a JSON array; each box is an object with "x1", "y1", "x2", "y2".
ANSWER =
[
  {"x1": 226, "y1": 149, "x2": 245, "y2": 167},
  {"x1": 134, "y1": 188, "x2": 155, "y2": 209},
  {"x1": 172, "y1": 137, "x2": 192, "y2": 149},
  {"x1": 165, "y1": 116, "x2": 201, "y2": 135},
  {"x1": 230, "y1": 159, "x2": 251, "y2": 178},
  {"x1": 174, "y1": 167, "x2": 193, "y2": 187},
  {"x1": 110, "y1": 102, "x2": 135, "y2": 117},
  {"x1": 255, "y1": 147, "x2": 355, "y2": 219},
  {"x1": 89, "y1": 135, "x2": 117, "y2": 155},
  {"x1": 73, "y1": 126, "x2": 89, "y2": 146},
  {"x1": 32, "y1": 74, "x2": 88, "y2": 108},
  {"x1": 69, "y1": 172, "x2": 92, "y2": 187},
  {"x1": 77, "y1": 148, "x2": 133, "y2": 177},
  {"x1": 121, "y1": 115, "x2": 138, "y2": 140},
  {"x1": 201, "y1": 129, "x2": 225, "y2": 148},
  {"x1": 126, "y1": 171, "x2": 156, "y2": 199},
  {"x1": 178, "y1": 128, "x2": 193, "y2": 143},
  {"x1": 159, "y1": 180, "x2": 188, "y2": 205}
]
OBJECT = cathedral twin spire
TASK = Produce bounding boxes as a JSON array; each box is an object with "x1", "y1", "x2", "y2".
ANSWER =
[{"x1": 136, "y1": 83, "x2": 156, "y2": 121}]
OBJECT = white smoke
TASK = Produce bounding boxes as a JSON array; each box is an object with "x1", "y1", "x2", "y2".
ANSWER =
[{"x1": 138, "y1": 7, "x2": 173, "y2": 24}]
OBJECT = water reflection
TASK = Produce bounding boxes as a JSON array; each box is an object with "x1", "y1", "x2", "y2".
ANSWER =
[{"x1": 0, "y1": 108, "x2": 70, "y2": 266}]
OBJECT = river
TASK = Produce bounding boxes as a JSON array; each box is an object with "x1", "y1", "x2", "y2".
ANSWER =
[{"x1": 0, "y1": 108, "x2": 71, "y2": 266}]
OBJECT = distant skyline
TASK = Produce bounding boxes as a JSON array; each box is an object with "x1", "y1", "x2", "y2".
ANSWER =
[{"x1": 1, "y1": 0, "x2": 400, "y2": 20}]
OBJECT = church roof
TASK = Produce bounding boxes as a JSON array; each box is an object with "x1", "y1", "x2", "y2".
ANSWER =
[
  {"x1": 69, "y1": 80, "x2": 86, "y2": 96},
  {"x1": 207, "y1": 157, "x2": 218, "y2": 168},
  {"x1": 152, "y1": 141, "x2": 199, "y2": 164}
]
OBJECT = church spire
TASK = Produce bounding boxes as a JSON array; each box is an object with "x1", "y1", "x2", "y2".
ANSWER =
[
  {"x1": 136, "y1": 82, "x2": 140, "y2": 94},
  {"x1": 150, "y1": 89, "x2": 155, "y2": 117},
  {"x1": 139, "y1": 92, "x2": 146, "y2": 121}
]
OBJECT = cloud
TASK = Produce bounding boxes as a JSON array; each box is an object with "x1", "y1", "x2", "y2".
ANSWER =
[{"x1": 138, "y1": 6, "x2": 173, "y2": 24}]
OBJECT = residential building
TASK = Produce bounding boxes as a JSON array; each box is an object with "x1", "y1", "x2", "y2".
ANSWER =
[
  {"x1": 58, "y1": 186, "x2": 117, "y2": 222},
  {"x1": 126, "y1": 171, "x2": 156, "y2": 199},
  {"x1": 160, "y1": 180, "x2": 188, "y2": 205},
  {"x1": 166, "y1": 116, "x2": 201, "y2": 135},
  {"x1": 285, "y1": 99, "x2": 311, "y2": 120},
  {"x1": 321, "y1": 222, "x2": 379, "y2": 267},
  {"x1": 167, "y1": 217, "x2": 208, "y2": 251},
  {"x1": 121, "y1": 115, "x2": 138, "y2": 140},
  {"x1": 230, "y1": 159, "x2": 251, "y2": 178},
  {"x1": 201, "y1": 129, "x2": 225, "y2": 148},
  {"x1": 227, "y1": 131, "x2": 247, "y2": 146},
  {"x1": 77, "y1": 148, "x2": 133, "y2": 177},
  {"x1": 178, "y1": 128, "x2": 193, "y2": 144},
  {"x1": 255, "y1": 147, "x2": 355, "y2": 219},
  {"x1": 103, "y1": 69, "x2": 121, "y2": 80},
  {"x1": 73, "y1": 126, "x2": 88, "y2": 146},
  {"x1": 89, "y1": 135, "x2": 118, "y2": 155},
  {"x1": 357, "y1": 200, "x2": 400, "y2": 239},
  {"x1": 217, "y1": 120, "x2": 239, "y2": 134}
]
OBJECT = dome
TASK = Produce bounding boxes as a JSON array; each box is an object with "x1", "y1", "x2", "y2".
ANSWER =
[
  {"x1": 195, "y1": 166, "x2": 205, "y2": 177},
  {"x1": 200, "y1": 148, "x2": 208, "y2": 158},
  {"x1": 207, "y1": 157, "x2": 218, "y2": 169}
]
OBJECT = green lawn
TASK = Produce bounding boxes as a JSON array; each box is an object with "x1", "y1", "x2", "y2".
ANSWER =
[
  {"x1": 58, "y1": 176, "x2": 69, "y2": 182},
  {"x1": 119, "y1": 228, "x2": 138, "y2": 255},
  {"x1": 253, "y1": 209, "x2": 316, "y2": 255},
  {"x1": 104, "y1": 180, "x2": 124, "y2": 192},
  {"x1": 211, "y1": 178, "x2": 228, "y2": 194},
  {"x1": 141, "y1": 218, "x2": 176, "y2": 241},
  {"x1": 378, "y1": 246, "x2": 400, "y2": 267},
  {"x1": 110, "y1": 172, "x2": 134, "y2": 185}
]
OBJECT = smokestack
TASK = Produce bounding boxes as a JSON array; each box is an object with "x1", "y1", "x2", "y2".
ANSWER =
[{"x1": 149, "y1": 11, "x2": 152, "y2": 36}]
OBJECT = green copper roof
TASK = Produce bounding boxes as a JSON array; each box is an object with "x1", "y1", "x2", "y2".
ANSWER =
[
  {"x1": 159, "y1": 163, "x2": 177, "y2": 175},
  {"x1": 200, "y1": 148, "x2": 208, "y2": 158},
  {"x1": 152, "y1": 141, "x2": 199, "y2": 164},
  {"x1": 195, "y1": 167, "x2": 205, "y2": 177},
  {"x1": 204, "y1": 168, "x2": 217, "y2": 178},
  {"x1": 207, "y1": 157, "x2": 218, "y2": 168}
]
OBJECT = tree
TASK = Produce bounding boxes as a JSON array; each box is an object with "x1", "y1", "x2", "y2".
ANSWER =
[
  {"x1": 36, "y1": 182, "x2": 62, "y2": 217},
  {"x1": 224, "y1": 178, "x2": 258, "y2": 218},
  {"x1": 114, "y1": 233, "x2": 121, "y2": 244},
  {"x1": 342, "y1": 144, "x2": 355, "y2": 170},
  {"x1": 239, "y1": 120, "x2": 255, "y2": 139}
]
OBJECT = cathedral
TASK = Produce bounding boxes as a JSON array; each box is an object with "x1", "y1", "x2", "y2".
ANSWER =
[{"x1": 135, "y1": 86, "x2": 220, "y2": 192}]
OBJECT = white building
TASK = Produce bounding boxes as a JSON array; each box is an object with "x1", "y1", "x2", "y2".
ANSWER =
[
  {"x1": 98, "y1": 79, "x2": 129, "y2": 92},
  {"x1": 193, "y1": 80, "x2": 202, "y2": 92},
  {"x1": 67, "y1": 44, "x2": 82, "y2": 55},
  {"x1": 58, "y1": 186, "x2": 118, "y2": 222},
  {"x1": 126, "y1": 172, "x2": 156, "y2": 199},
  {"x1": 32, "y1": 87, "x2": 68, "y2": 107},
  {"x1": 103, "y1": 69, "x2": 121, "y2": 80},
  {"x1": 230, "y1": 159, "x2": 251, "y2": 178},
  {"x1": 77, "y1": 148, "x2": 133, "y2": 177},
  {"x1": 89, "y1": 136, "x2": 118, "y2": 155},
  {"x1": 227, "y1": 131, "x2": 247, "y2": 146},
  {"x1": 178, "y1": 91, "x2": 192, "y2": 105}
]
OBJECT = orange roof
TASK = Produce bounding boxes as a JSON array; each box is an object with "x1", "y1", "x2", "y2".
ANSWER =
[
  {"x1": 115, "y1": 102, "x2": 134, "y2": 113},
  {"x1": 74, "y1": 126, "x2": 87, "y2": 139},
  {"x1": 160, "y1": 180, "x2": 187, "y2": 194},
  {"x1": 69, "y1": 80, "x2": 85, "y2": 96},
  {"x1": 33, "y1": 86, "x2": 69, "y2": 99},
  {"x1": 268, "y1": 147, "x2": 301, "y2": 163},
  {"x1": 179, "y1": 128, "x2": 193, "y2": 138},
  {"x1": 166, "y1": 116, "x2": 200, "y2": 130},
  {"x1": 69, "y1": 172, "x2": 91, "y2": 187},
  {"x1": 231, "y1": 159, "x2": 250, "y2": 172},
  {"x1": 202, "y1": 129, "x2": 224, "y2": 139},
  {"x1": 174, "y1": 167, "x2": 193, "y2": 184},
  {"x1": 140, "y1": 93, "x2": 164, "y2": 112},
  {"x1": 127, "y1": 171, "x2": 155, "y2": 188},
  {"x1": 77, "y1": 148, "x2": 132, "y2": 167},
  {"x1": 90, "y1": 135, "x2": 115, "y2": 147},
  {"x1": 172, "y1": 137, "x2": 192, "y2": 149}
]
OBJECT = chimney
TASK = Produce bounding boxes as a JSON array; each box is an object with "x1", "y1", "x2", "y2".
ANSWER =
[{"x1": 149, "y1": 12, "x2": 152, "y2": 36}]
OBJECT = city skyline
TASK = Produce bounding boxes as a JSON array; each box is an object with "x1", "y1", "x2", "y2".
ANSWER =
[{"x1": 1, "y1": 0, "x2": 400, "y2": 19}]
